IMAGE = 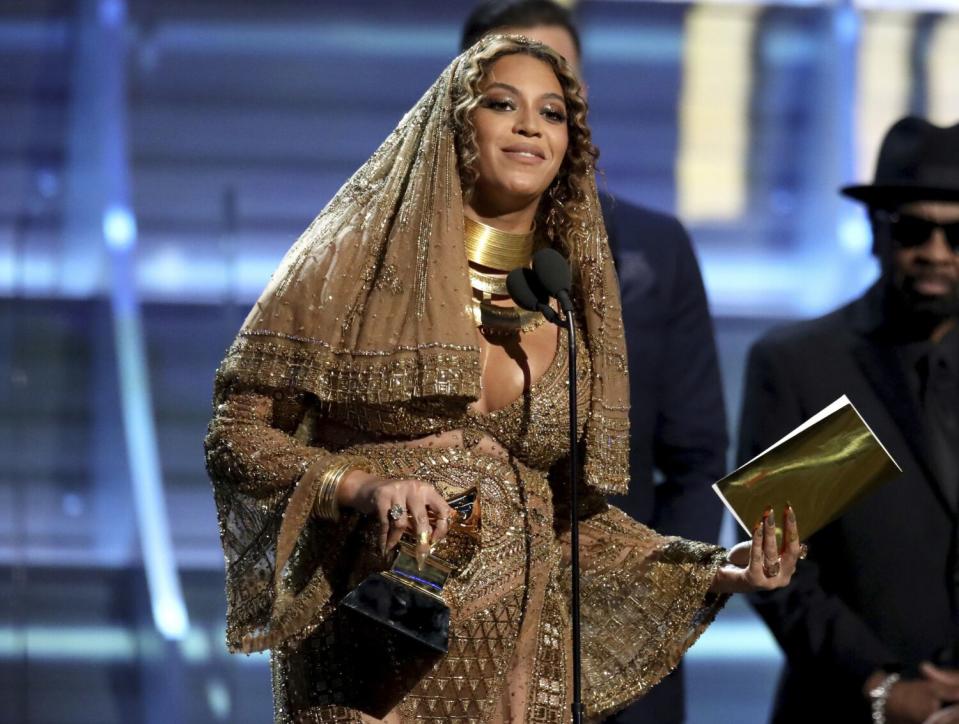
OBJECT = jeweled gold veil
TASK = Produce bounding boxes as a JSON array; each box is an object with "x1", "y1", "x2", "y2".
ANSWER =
[{"x1": 214, "y1": 35, "x2": 630, "y2": 494}]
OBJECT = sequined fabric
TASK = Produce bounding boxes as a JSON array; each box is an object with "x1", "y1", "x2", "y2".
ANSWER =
[
  {"x1": 214, "y1": 35, "x2": 631, "y2": 498},
  {"x1": 206, "y1": 321, "x2": 727, "y2": 723},
  {"x1": 205, "y1": 34, "x2": 727, "y2": 724}
]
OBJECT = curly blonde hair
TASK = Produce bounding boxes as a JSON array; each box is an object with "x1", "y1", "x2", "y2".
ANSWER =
[{"x1": 452, "y1": 35, "x2": 599, "y2": 254}]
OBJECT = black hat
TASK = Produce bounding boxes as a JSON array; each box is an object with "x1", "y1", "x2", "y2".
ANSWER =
[{"x1": 841, "y1": 116, "x2": 959, "y2": 206}]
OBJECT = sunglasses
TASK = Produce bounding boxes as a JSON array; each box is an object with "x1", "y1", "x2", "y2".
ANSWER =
[{"x1": 874, "y1": 210, "x2": 959, "y2": 252}]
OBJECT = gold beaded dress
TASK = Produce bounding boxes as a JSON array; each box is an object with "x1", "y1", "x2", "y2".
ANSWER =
[{"x1": 205, "y1": 36, "x2": 727, "y2": 724}]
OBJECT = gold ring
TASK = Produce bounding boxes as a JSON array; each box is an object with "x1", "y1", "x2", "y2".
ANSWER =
[
  {"x1": 418, "y1": 530, "x2": 430, "y2": 545},
  {"x1": 763, "y1": 558, "x2": 782, "y2": 578}
]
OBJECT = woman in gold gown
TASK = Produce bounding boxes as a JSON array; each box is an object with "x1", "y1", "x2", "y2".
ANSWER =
[{"x1": 205, "y1": 35, "x2": 801, "y2": 723}]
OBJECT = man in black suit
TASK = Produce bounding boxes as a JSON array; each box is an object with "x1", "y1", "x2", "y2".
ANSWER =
[
  {"x1": 738, "y1": 117, "x2": 959, "y2": 724},
  {"x1": 461, "y1": 4, "x2": 728, "y2": 723}
]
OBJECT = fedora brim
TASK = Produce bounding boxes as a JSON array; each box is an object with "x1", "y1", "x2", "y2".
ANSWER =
[{"x1": 841, "y1": 183, "x2": 959, "y2": 206}]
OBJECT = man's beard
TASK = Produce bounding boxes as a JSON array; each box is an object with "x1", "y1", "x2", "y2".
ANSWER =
[
  {"x1": 884, "y1": 273, "x2": 959, "y2": 338},
  {"x1": 895, "y1": 276, "x2": 959, "y2": 318}
]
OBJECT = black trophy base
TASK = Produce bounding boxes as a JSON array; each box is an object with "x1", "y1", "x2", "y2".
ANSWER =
[{"x1": 340, "y1": 572, "x2": 450, "y2": 654}]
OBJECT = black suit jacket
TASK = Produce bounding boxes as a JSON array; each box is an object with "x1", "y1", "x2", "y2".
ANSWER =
[
  {"x1": 600, "y1": 193, "x2": 728, "y2": 724},
  {"x1": 738, "y1": 281, "x2": 959, "y2": 723}
]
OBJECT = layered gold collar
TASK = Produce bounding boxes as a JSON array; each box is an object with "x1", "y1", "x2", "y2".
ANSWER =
[{"x1": 463, "y1": 216, "x2": 535, "y2": 271}]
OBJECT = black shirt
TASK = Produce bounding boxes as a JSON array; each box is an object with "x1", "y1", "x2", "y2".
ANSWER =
[{"x1": 896, "y1": 323, "x2": 959, "y2": 508}]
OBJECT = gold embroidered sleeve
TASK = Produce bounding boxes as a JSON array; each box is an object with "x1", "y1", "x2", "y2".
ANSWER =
[
  {"x1": 557, "y1": 502, "x2": 729, "y2": 721},
  {"x1": 205, "y1": 390, "x2": 331, "y2": 497},
  {"x1": 204, "y1": 388, "x2": 378, "y2": 653}
]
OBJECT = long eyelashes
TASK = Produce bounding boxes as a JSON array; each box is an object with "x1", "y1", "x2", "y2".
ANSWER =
[
  {"x1": 480, "y1": 97, "x2": 567, "y2": 123},
  {"x1": 481, "y1": 98, "x2": 514, "y2": 112},
  {"x1": 543, "y1": 109, "x2": 567, "y2": 123}
]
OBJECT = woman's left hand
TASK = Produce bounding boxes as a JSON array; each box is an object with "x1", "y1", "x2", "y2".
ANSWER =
[{"x1": 710, "y1": 504, "x2": 803, "y2": 595}]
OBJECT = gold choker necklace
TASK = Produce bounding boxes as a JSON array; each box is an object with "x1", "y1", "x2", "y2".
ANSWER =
[
  {"x1": 469, "y1": 267, "x2": 510, "y2": 297},
  {"x1": 471, "y1": 298, "x2": 546, "y2": 335},
  {"x1": 464, "y1": 216, "x2": 535, "y2": 271}
]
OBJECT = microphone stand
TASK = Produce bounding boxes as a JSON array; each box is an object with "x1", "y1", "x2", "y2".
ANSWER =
[
  {"x1": 561, "y1": 300, "x2": 585, "y2": 724},
  {"x1": 507, "y1": 264, "x2": 584, "y2": 722}
]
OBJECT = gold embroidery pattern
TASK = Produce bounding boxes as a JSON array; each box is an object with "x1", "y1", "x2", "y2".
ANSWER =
[
  {"x1": 206, "y1": 370, "x2": 727, "y2": 721},
  {"x1": 205, "y1": 35, "x2": 723, "y2": 724}
]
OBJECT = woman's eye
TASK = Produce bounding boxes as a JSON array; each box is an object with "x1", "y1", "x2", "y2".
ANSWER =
[
  {"x1": 542, "y1": 108, "x2": 567, "y2": 123},
  {"x1": 483, "y1": 98, "x2": 514, "y2": 111}
]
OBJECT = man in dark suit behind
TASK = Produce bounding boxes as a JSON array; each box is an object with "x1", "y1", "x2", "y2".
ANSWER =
[
  {"x1": 462, "y1": 4, "x2": 728, "y2": 722},
  {"x1": 738, "y1": 117, "x2": 959, "y2": 724}
]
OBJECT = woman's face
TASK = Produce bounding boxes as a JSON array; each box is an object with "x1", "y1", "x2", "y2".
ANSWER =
[{"x1": 469, "y1": 53, "x2": 569, "y2": 212}]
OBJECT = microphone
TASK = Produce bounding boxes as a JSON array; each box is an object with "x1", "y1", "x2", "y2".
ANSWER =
[
  {"x1": 506, "y1": 267, "x2": 563, "y2": 325},
  {"x1": 527, "y1": 246, "x2": 583, "y2": 723},
  {"x1": 532, "y1": 248, "x2": 573, "y2": 313}
]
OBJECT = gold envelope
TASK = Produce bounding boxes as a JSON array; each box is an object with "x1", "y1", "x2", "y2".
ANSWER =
[{"x1": 715, "y1": 396, "x2": 901, "y2": 545}]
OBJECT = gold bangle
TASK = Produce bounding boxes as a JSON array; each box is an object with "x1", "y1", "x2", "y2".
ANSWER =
[{"x1": 313, "y1": 455, "x2": 371, "y2": 521}]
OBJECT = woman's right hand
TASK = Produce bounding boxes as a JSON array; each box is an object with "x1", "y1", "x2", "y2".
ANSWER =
[{"x1": 336, "y1": 470, "x2": 456, "y2": 565}]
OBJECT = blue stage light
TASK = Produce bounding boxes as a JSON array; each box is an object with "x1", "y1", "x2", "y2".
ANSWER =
[{"x1": 103, "y1": 205, "x2": 137, "y2": 251}]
